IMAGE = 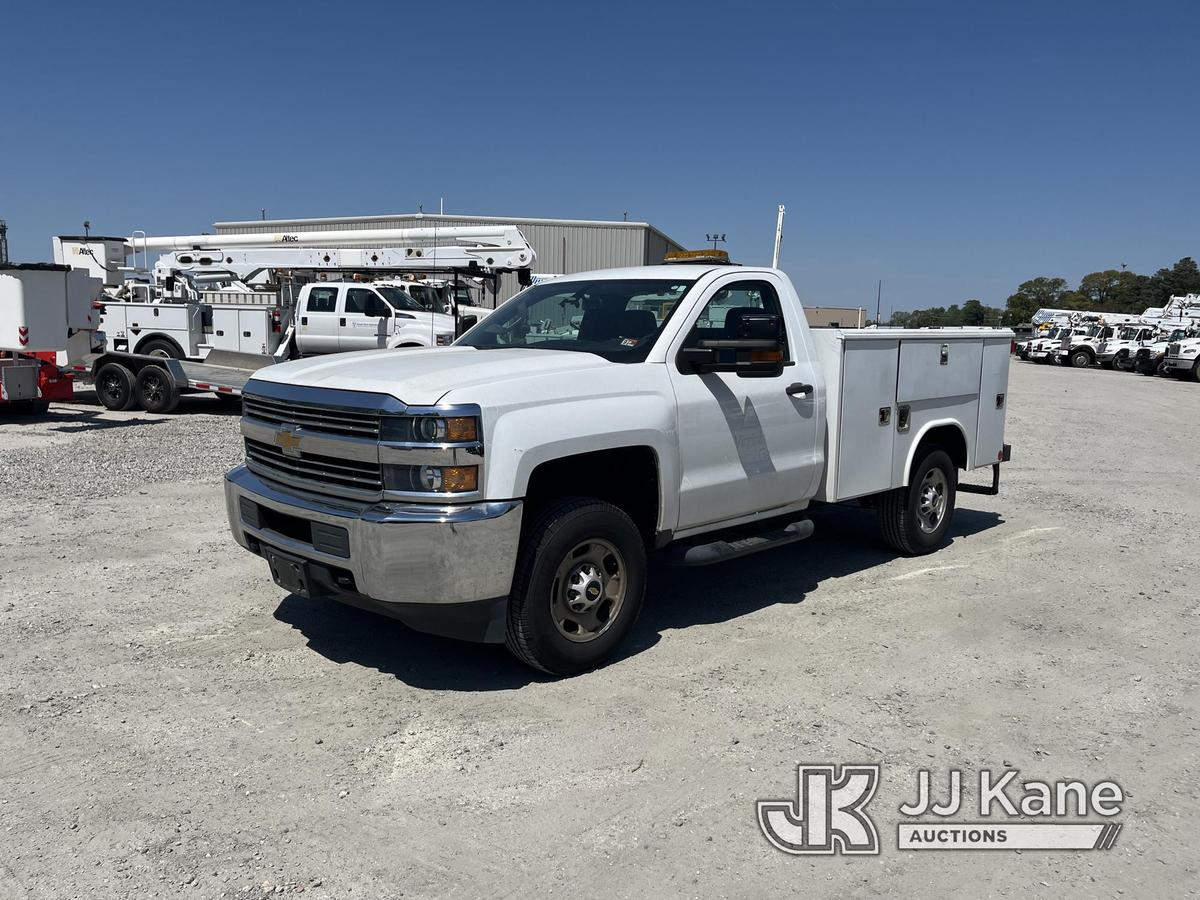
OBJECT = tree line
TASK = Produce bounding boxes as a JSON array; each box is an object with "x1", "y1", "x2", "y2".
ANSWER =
[{"x1": 886, "y1": 256, "x2": 1200, "y2": 328}]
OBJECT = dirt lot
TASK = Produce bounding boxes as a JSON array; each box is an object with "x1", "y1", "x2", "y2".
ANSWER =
[{"x1": 1, "y1": 361, "x2": 1198, "y2": 898}]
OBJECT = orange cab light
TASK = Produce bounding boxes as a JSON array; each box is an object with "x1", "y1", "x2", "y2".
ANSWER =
[{"x1": 442, "y1": 466, "x2": 479, "y2": 492}]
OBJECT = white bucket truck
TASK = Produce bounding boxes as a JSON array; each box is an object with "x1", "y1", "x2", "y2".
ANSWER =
[{"x1": 224, "y1": 264, "x2": 1012, "y2": 674}]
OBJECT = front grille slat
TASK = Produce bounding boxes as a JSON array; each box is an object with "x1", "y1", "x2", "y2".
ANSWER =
[
  {"x1": 243, "y1": 394, "x2": 382, "y2": 439},
  {"x1": 245, "y1": 438, "x2": 383, "y2": 493}
]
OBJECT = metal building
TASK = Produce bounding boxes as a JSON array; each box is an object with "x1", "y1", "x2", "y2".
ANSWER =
[{"x1": 214, "y1": 213, "x2": 685, "y2": 305}]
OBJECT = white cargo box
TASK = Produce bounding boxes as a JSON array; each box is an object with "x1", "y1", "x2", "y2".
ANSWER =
[
  {"x1": 811, "y1": 328, "x2": 1012, "y2": 502},
  {"x1": 0, "y1": 264, "x2": 102, "y2": 352}
]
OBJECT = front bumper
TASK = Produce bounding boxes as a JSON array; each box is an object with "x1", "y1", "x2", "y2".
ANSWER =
[
  {"x1": 1163, "y1": 355, "x2": 1196, "y2": 374},
  {"x1": 224, "y1": 465, "x2": 523, "y2": 642}
]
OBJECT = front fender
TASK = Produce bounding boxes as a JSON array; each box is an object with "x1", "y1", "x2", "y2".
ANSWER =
[{"x1": 483, "y1": 393, "x2": 679, "y2": 532}]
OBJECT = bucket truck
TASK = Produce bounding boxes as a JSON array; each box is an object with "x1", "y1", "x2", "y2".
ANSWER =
[{"x1": 48, "y1": 226, "x2": 537, "y2": 412}]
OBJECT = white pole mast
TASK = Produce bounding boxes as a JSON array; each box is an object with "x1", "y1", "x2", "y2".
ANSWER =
[{"x1": 772, "y1": 204, "x2": 786, "y2": 269}]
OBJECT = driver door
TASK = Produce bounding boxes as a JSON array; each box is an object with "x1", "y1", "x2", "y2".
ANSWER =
[
  {"x1": 666, "y1": 274, "x2": 822, "y2": 531},
  {"x1": 339, "y1": 288, "x2": 391, "y2": 351}
]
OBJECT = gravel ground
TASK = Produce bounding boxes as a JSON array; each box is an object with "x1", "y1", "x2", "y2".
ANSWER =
[{"x1": 1, "y1": 364, "x2": 1198, "y2": 898}]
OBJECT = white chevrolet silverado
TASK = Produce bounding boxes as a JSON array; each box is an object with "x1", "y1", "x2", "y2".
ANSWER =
[{"x1": 225, "y1": 265, "x2": 1012, "y2": 674}]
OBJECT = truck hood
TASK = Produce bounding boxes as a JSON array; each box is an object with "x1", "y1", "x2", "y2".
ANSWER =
[{"x1": 249, "y1": 346, "x2": 613, "y2": 406}]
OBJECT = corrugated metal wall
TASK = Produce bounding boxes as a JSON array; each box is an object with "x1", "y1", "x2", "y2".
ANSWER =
[{"x1": 214, "y1": 214, "x2": 684, "y2": 305}]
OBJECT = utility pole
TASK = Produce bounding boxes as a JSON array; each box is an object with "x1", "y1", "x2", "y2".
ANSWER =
[
  {"x1": 0, "y1": 219, "x2": 8, "y2": 265},
  {"x1": 876, "y1": 280, "x2": 882, "y2": 324},
  {"x1": 705, "y1": 233, "x2": 727, "y2": 252},
  {"x1": 772, "y1": 204, "x2": 786, "y2": 268}
]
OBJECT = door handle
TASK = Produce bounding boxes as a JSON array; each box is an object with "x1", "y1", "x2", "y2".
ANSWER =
[
  {"x1": 339, "y1": 317, "x2": 346, "y2": 326},
  {"x1": 786, "y1": 382, "x2": 814, "y2": 397},
  {"x1": 301, "y1": 316, "x2": 308, "y2": 326}
]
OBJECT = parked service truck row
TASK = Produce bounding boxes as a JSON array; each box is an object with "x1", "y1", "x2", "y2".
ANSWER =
[{"x1": 224, "y1": 265, "x2": 1012, "y2": 675}]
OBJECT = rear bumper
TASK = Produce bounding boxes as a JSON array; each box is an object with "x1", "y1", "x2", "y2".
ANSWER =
[{"x1": 224, "y1": 465, "x2": 523, "y2": 642}]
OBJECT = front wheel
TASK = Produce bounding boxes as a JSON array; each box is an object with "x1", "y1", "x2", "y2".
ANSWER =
[
  {"x1": 1069, "y1": 349, "x2": 1092, "y2": 368},
  {"x1": 878, "y1": 449, "x2": 958, "y2": 555},
  {"x1": 505, "y1": 498, "x2": 646, "y2": 675}
]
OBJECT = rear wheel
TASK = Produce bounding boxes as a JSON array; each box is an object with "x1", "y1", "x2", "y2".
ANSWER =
[
  {"x1": 134, "y1": 365, "x2": 181, "y2": 413},
  {"x1": 138, "y1": 338, "x2": 182, "y2": 360},
  {"x1": 878, "y1": 449, "x2": 958, "y2": 555},
  {"x1": 94, "y1": 362, "x2": 137, "y2": 411},
  {"x1": 505, "y1": 498, "x2": 646, "y2": 675}
]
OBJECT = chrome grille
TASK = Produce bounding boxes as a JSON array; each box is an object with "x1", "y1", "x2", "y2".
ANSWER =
[
  {"x1": 244, "y1": 437, "x2": 383, "y2": 496},
  {"x1": 1168, "y1": 342, "x2": 1181, "y2": 356},
  {"x1": 243, "y1": 393, "x2": 381, "y2": 439}
]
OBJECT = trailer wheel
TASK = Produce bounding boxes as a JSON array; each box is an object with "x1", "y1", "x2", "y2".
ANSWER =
[
  {"x1": 505, "y1": 498, "x2": 646, "y2": 675},
  {"x1": 138, "y1": 338, "x2": 183, "y2": 360},
  {"x1": 878, "y1": 449, "x2": 957, "y2": 556},
  {"x1": 134, "y1": 365, "x2": 181, "y2": 414},
  {"x1": 95, "y1": 362, "x2": 138, "y2": 411}
]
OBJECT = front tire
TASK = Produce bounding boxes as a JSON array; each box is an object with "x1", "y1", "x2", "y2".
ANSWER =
[
  {"x1": 1068, "y1": 349, "x2": 1092, "y2": 368},
  {"x1": 505, "y1": 498, "x2": 646, "y2": 675},
  {"x1": 878, "y1": 449, "x2": 958, "y2": 555}
]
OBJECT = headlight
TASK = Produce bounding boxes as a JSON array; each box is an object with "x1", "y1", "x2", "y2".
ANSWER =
[
  {"x1": 380, "y1": 415, "x2": 479, "y2": 443},
  {"x1": 383, "y1": 464, "x2": 478, "y2": 493}
]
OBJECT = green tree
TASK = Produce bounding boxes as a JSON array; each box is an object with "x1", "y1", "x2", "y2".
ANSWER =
[
  {"x1": 961, "y1": 298, "x2": 992, "y2": 326},
  {"x1": 1002, "y1": 276, "x2": 1069, "y2": 326}
]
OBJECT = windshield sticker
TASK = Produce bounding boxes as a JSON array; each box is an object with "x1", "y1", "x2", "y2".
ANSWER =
[{"x1": 620, "y1": 337, "x2": 640, "y2": 347}]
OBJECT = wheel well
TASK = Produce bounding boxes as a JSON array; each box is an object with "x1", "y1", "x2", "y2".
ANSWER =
[
  {"x1": 135, "y1": 333, "x2": 184, "y2": 357},
  {"x1": 913, "y1": 424, "x2": 967, "y2": 474},
  {"x1": 524, "y1": 446, "x2": 659, "y2": 545}
]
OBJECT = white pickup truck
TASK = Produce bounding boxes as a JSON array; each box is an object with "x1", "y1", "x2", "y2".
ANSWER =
[
  {"x1": 225, "y1": 265, "x2": 1012, "y2": 674},
  {"x1": 294, "y1": 282, "x2": 456, "y2": 353}
]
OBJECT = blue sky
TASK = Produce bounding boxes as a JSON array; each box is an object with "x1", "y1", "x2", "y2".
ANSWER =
[{"x1": 3, "y1": 0, "x2": 1197, "y2": 313}]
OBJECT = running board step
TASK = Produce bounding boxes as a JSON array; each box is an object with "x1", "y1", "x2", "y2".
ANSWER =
[{"x1": 669, "y1": 519, "x2": 814, "y2": 566}]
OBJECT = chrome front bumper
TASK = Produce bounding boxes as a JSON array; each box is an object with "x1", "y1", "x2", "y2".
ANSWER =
[{"x1": 225, "y1": 466, "x2": 523, "y2": 638}]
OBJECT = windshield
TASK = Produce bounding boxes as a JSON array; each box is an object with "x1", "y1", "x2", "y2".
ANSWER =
[
  {"x1": 1117, "y1": 326, "x2": 1142, "y2": 340},
  {"x1": 458, "y1": 278, "x2": 696, "y2": 362},
  {"x1": 375, "y1": 286, "x2": 426, "y2": 313}
]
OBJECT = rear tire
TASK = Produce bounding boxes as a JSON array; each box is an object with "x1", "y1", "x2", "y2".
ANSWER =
[
  {"x1": 878, "y1": 449, "x2": 958, "y2": 556},
  {"x1": 138, "y1": 338, "x2": 183, "y2": 360},
  {"x1": 94, "y1": 362, "x2": 137, "y2": 411},
  {"x1": 505, "y1": 498, "x2": 646, "y2": 675},
  {"x1": 134, "y1": 365, "x2": 181, "y2": 413}
]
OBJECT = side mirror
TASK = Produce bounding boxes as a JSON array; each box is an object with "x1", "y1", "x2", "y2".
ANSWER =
[{"x1": 678, "y1": 312, "x2": 786, "y2": 378}]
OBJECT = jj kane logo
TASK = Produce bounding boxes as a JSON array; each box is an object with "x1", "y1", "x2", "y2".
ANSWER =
[{"x1": 758, "y1": 764, "x2": 1124, "y2": 855}]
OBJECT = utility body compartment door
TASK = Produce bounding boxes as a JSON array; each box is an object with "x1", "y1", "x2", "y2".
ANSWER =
[
  {"x1": 834, "y1": 338, "x2": 900, "y2": 499},
  {"x1": 974, "y1": 337, "x2": 1011, "y2": 467}
]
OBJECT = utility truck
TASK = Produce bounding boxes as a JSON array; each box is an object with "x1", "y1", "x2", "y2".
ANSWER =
[
  {"x1": 49, "y1": 226, "x2": 536, "y2": 411},
  {"x1": 224, "y1": 264, "x2": 1012, "y2": 674},
  {"x1": 1095, "y1": 323, "x2": 1159, "y2": 370},
  {"x1": 1133, "y1": 325, "x2": 1199, "y2": 376},
  {"x1": 1162, "y1": 335, "x2": 1200, "y2": 380}
]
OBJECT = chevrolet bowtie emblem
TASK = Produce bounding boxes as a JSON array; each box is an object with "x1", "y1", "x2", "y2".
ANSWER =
[{"x1": 275, "y1": 427, "x2": 303, "y2": 457}]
